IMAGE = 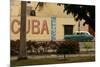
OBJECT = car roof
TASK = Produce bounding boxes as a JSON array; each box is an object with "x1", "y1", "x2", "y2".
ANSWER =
[
  {"x1": 74, "y1": 31, "x2": 88, "y2": 33},
  {"x1": 74, "y1": 31, "x2": 90, "y2": 34}
]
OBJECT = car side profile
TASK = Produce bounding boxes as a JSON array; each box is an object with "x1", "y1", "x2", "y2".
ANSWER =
[{"x1": 64, "y1": 31, "x2": 94, "y2": 42}]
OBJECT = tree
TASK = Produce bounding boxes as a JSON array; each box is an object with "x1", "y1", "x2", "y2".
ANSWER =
[
  {"x1": 18, "y1": 1, "x2": 27, "y2": 60},
  {"x1": 58, "y1": 4, "x2": 95, "y2": 36},
  {"x1": 64, "y1": 4, "x2": 95, "y2": 35}
]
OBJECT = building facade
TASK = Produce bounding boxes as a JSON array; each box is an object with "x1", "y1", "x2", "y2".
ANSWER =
[{"x1": 10, "y1": 0, "x2": 89, "y2": 41}]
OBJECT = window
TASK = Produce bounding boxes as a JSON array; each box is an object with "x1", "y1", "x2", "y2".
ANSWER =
[{"x1": 64, "y1": 25, "x2": 73, "y2": 35}]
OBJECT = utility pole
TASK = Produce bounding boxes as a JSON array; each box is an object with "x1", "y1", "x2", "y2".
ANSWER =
[{"x1": 18, "y1": 1, "x2": 27, "y2": 60}]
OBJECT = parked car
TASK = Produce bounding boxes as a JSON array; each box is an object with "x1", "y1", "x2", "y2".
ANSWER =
[{"x1": 64, "y1": 31, "x2": 94, "y2": 42}]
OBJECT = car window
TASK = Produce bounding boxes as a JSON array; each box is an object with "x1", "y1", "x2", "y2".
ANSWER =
[
  {"x1": 73, "y1": 32, "x2": 89, "y2": 35},
  {"x1": 80, "y1": 32, "x2": 85, "y2": 35},
  {"x1": 73, "y1": 32, "x2": 82, "y2": 35},
  {"x1": 82, "y1": 32, "x2": 89, "y2": 35},
  {"x1": 77, "y1": 33, "x2": 81, "y2": 35}
]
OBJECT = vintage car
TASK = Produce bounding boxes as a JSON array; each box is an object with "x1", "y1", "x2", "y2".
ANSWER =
[{"x1": 64, "y1": 31, "x2": 94, "y2": 42}]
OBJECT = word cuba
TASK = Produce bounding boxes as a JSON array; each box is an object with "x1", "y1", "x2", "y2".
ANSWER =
[{"x1": 11, "y1": 19, "x2": 49, "y2": 34}]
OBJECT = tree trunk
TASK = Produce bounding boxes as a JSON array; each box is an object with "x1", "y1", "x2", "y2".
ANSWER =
[
  {"x1": 18, "y1": 1, "x2": 27, "y2": 60},
  {"x1": 64, "y1": 54, "x2": 66, "y2": 59}
]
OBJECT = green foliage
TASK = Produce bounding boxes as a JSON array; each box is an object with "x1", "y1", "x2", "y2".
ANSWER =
[
  {"x1": 63, "y1": 4, "x2": 95, "y2": 32},
  {"x1": 10, "y1": 40, "x2": 20, "y2": 56},
  {"x1": 11, "y1": 40, "x2": 36, "y2": 56},
  {"x1": 84, "y1": 42, "x2": 93, "y2": 49},
  {"x1": 56, "y1": 40, "x2": 79, "y2": 54}
]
